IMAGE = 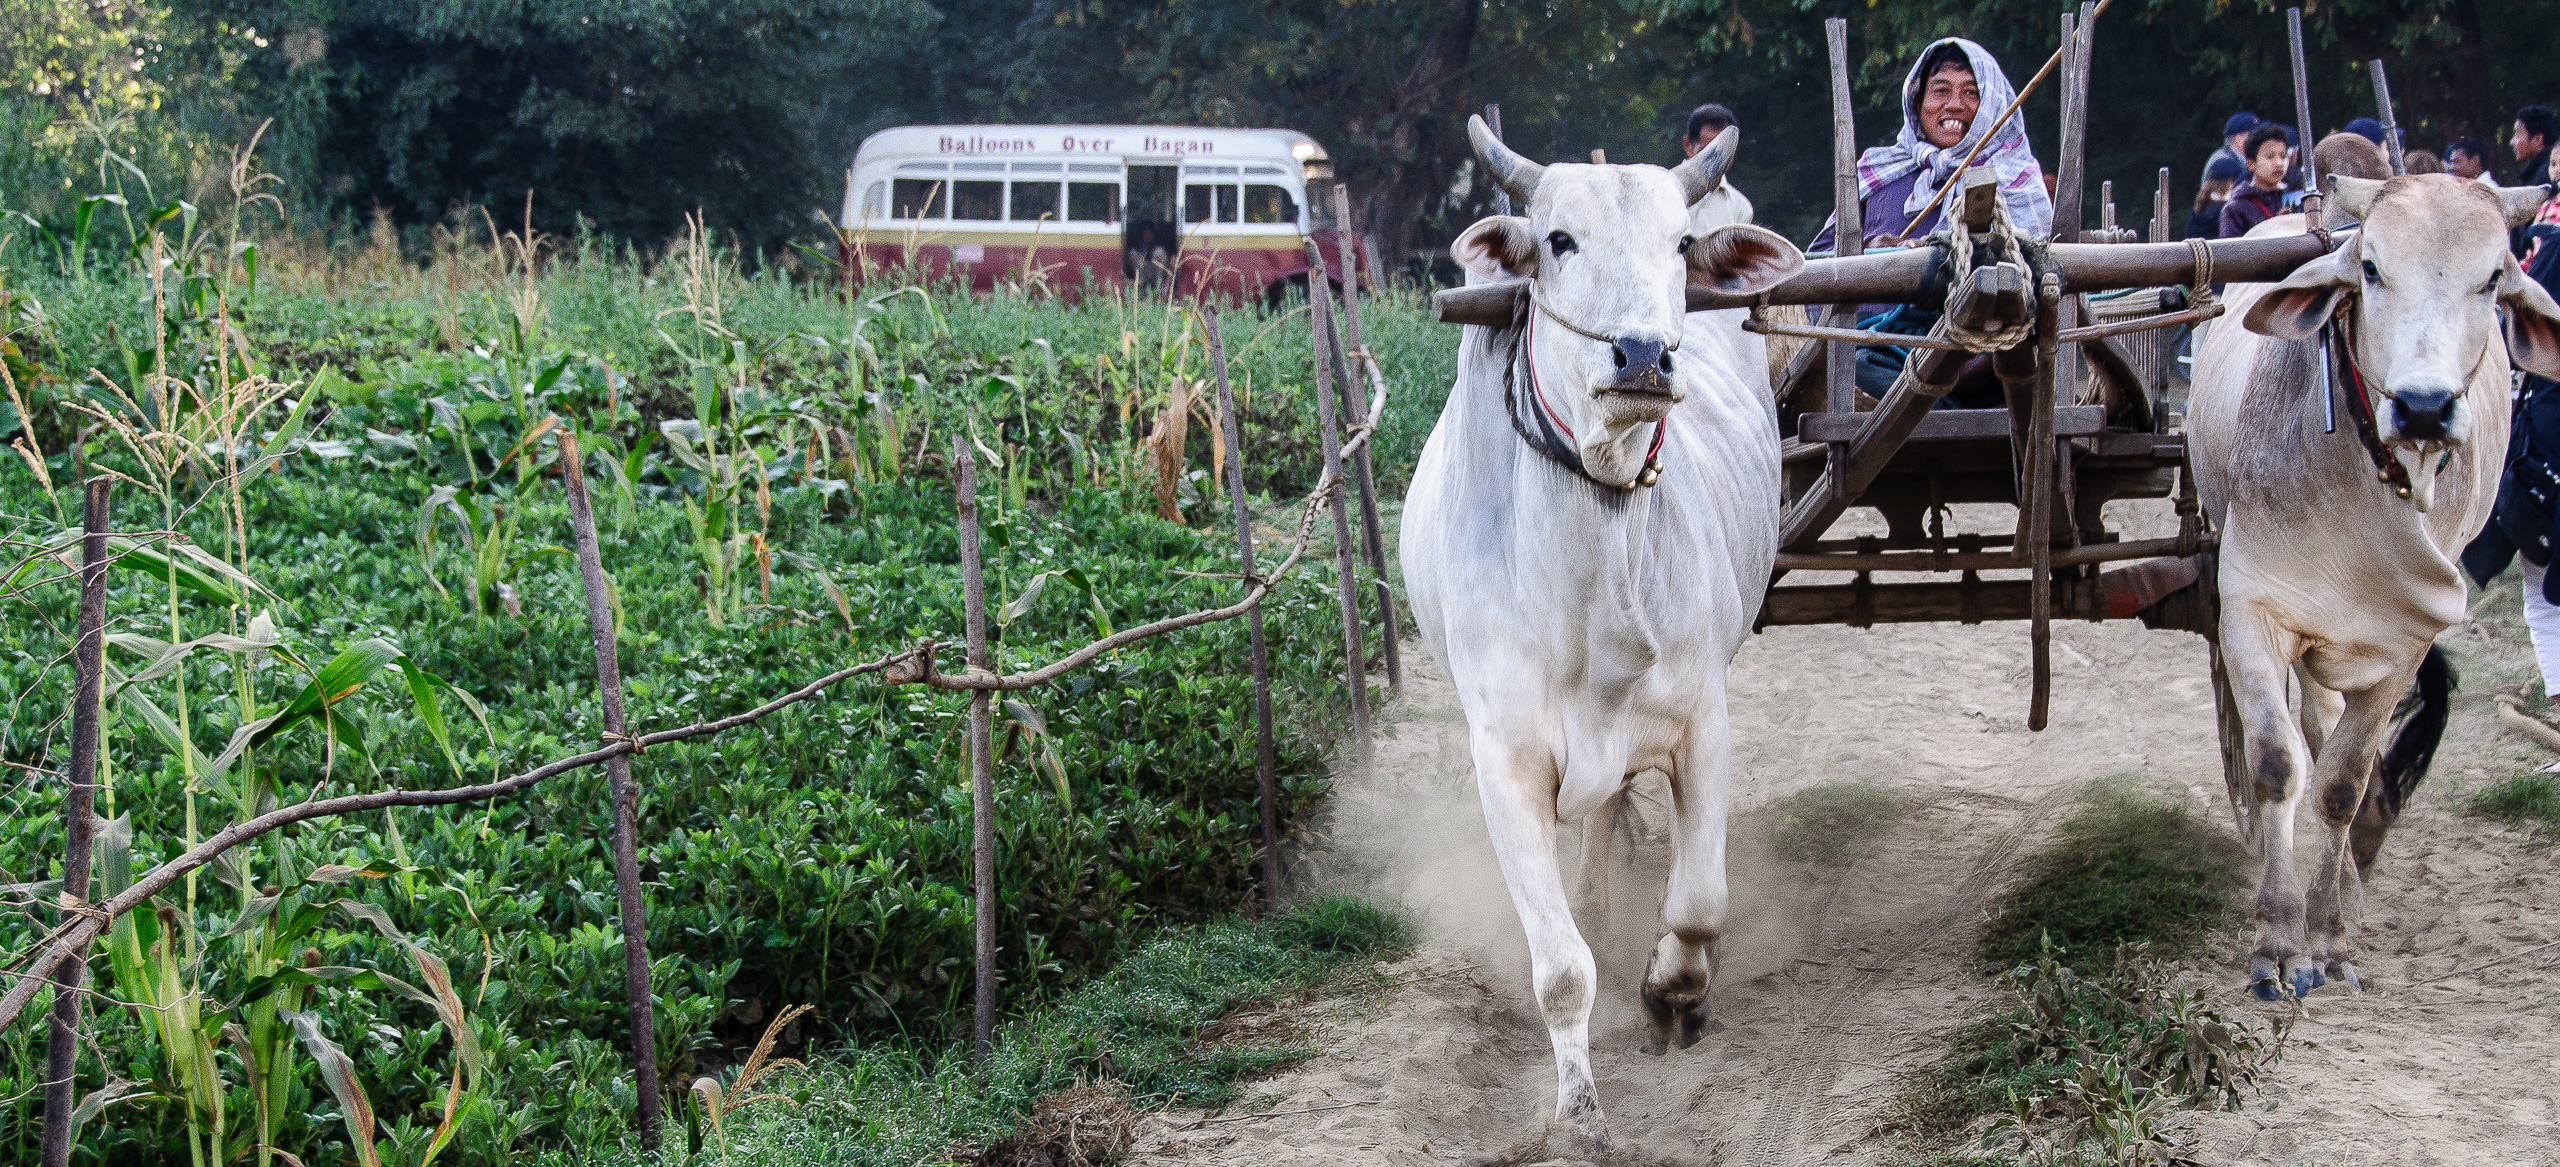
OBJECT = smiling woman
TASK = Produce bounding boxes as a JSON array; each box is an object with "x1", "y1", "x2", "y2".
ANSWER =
[{"x1": 1808, "y1": 36, "x2": 2051, "y2": 254}]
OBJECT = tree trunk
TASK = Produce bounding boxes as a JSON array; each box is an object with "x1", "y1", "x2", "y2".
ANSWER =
[{"x1": 1360, "y1": 0, "x2": 1482, "y2": 263}]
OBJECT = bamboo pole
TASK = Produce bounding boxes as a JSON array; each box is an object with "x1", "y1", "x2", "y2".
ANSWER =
[
  {"x1": 1304, "y1": 242, "x2": 1372, "y2": 759},
  {"x1": 1486, "y1": 105, "x2": 1512, "y2": 217},
  {"x1": 1824, "y1": 17, "x2": 1861, "y2": 417},
  {"x1": 556, "y1": 432, "x2": 662, "y2": 1147},
  {"x1": 39, "y1": 478, "x2": 108, "y2": 1167},
  {"x1": 954, "y1": 437, "x2": 998, "y2": 1062},
  {"x1": 1329, "y1": 184, "x2": 1401, "y2": 692},
  {"x1": 2369, "y1": 60, "x2": 2408, "y2": 176},
  {"x1": 1204, "y1": 308, "x2": 1284, "y2": 905}
]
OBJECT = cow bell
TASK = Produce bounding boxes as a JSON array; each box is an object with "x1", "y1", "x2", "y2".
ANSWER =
[{"x1": 1636, "y1": 458, "x2": 1663, "y2": 488}]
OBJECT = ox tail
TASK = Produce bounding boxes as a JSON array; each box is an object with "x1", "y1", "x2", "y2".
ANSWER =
[{"x1": 2356, "y1": 644, "x2": 2457, "y2": 874}]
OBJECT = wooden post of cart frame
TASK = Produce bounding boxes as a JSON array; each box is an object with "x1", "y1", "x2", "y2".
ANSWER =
[
  {"x1": 1824, "y1": 18, "x2": 1861, "y2": 419},
  {"x1": 2054, "y1": 9, "x2": 2089, "y2": 244},
  {"x1": 2287, "y1": 9, "x2": 2322, "y2": 223},
  {"x1": 2369, "y1": 60, "x2": 2408, "y2": 176}
]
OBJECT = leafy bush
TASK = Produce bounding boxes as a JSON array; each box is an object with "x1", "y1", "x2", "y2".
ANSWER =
[{"x1": 1896, "y1": 943, "x2": 2288, "y2": 1167}]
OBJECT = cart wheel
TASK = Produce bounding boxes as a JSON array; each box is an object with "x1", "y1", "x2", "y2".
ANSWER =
[{"x1": 2207, "y1": 634, "x2": 2257, "y2": 854}]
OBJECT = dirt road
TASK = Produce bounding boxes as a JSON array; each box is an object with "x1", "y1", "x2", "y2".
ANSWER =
[{"x1": 1132, "y1": 504, "x2": 2560, "y2": 1166}]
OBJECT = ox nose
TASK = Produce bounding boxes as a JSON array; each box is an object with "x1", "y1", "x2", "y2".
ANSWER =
[
  {"x1": 1610, "y1": 335, "x2": 1674, "y2": 383},
  {"x1": 2390, "y1": 387, "x2": 2456, "y2": 441}
]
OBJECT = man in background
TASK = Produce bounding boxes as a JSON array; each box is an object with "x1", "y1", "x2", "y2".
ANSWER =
[
  {"x1": 2514, "y1": 105, "x2": 2556, "y2": 187},
  {"x1": 2512, "y1": 106, "x2": 2555, "y2": 254},
  {"x1": 2201, "y1": 111, "x2": 2256, "y2": 188},
  {"x1": 1680, "y1": 103, "x2": 1753, "y2": 231},
  {"x1": 2448, "y1": 137, "x2": 2494, "y2": 183}
]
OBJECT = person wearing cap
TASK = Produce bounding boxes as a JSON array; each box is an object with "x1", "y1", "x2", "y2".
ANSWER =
[
  {"x1": 2201, "y1": 111, "x2": 2257, "y2": 189},
  {"x1": 1679, "y1": 103, "x2": 1755, "y2": 232},
  {"x1": 2342, "y1": 117, "x2": 2388, "y2": 146}
]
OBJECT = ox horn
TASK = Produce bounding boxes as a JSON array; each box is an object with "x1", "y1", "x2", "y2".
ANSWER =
[
  {"x1": 2325, "y1": 173, "x2": 2385, "y2": 221},
  {"x1": 1670, "y1": 125, "x2": 1739, "y2": 207},
  {"x1": 1468, "y1": 114, "x2": 1545, "y2": 208}
]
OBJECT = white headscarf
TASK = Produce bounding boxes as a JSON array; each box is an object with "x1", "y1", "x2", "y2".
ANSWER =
[{"x1": 1835, "y1": 37, "x2": 2053, "y2": 241}]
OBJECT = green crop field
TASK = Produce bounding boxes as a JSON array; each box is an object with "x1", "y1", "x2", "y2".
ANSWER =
[{"x1": 0, "y1": 200, "x2": 1455, "y2": 1164}]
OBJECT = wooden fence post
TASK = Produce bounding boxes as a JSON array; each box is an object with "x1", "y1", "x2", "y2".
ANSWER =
[
  {"x1": 39, "y1": 477, "x2": 109, "y2": 1167},
  {"x1": 954, "y1": 437, "x2": 999, "y2": 1062},
  {"x1": 1328, "y1": 183, "x2": 1402, "y2": 692},
  {"x1": 556, "y1": 432, "x2": 662, "y2": 1148},
  {"x1": 1204, "y1": 308, "x2": 1285, "y2": 905},
  {"x1": 1302, "y1": 243, "x2": 1371, "y2": 759}
]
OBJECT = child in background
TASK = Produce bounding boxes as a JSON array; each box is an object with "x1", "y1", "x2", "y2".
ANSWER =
[{"x1": 2187, "y1": 155, "x2": 2244, "y2": 240}]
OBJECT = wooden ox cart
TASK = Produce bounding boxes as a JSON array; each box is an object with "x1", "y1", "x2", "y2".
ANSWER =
[{"x1": 1433, "y1": 7, "x2": 2370, "y2": 746}]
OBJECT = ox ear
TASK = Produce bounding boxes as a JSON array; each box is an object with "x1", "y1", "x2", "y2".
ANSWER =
[
  {"x1": 2328, "y1": 174, "x2": 2386, "y2": 221},
  {"x1": 2495, "y1": 183, "x2": 2556, "y2": 229},
  {"x1": 2240, "y1": 243, "x2": 2356, "y2": 340},
  {"x1": 2500, "y1": 251, "x2": 2560, "y2": 378},
  {"x1": 1452, "y1": 215, "x2": 1537, "y2": 281},
  {"x1": 1688, "y1": 224, "x2": 1804, "y2": 295}
]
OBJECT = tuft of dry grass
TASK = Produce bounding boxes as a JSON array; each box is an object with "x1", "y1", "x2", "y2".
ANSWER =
[{"x1": 971, "y1": 1082, "x2": 1135, "y2": 1167}]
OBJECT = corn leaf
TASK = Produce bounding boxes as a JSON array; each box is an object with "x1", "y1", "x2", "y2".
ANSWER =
[
  {"x1": 66, "y1": 1078, "x2": 156, "y2": 1149},
  {"x1": 281, "y1": 1010, "x2": 381, "y2": 1167},
  {"x1": 248, "y1": 638, "x2": 405, "y2": 750}
]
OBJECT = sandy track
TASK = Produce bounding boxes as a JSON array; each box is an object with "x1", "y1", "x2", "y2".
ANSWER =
[{"x1": 1131, "y1": 505, "x2": 2560, "y2": 1166}]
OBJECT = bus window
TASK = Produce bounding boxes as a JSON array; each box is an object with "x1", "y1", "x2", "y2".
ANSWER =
[
  {"x1": 1009, "y1": 181, "x2": 1061, "y2": 222},
  {"x1": 892, "y1": 179, "x2": 945, "y2": 219},
  {"x1": 1243, "y1": 185, "x2": 1295, "y2": 224},
  {"x1": 861, "y1": 182, "x2": 885, "y2": 220},
  {"x1": 1067, "y1": 182, "x2": 1119, "y2": 222},
  {"x1": 1184, "y1": 185, "x2": 1241, "y2": 224},
  {"x1": 952, "y1": 181, "x2": 1004, "y2": 221}
]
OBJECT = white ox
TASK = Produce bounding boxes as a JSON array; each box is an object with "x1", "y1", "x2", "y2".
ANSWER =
[
  {"x1": 2193, "y1": 159, "x2": 2560, "y2": 1001},
  {"x1": 1401, "y1": 117, "x2": 1802, "y2": 1137}
]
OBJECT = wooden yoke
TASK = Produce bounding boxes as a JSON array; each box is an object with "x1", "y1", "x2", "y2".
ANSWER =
[{"x1": 1431, "y1": 232, "x2": 2334, "y2": 326}]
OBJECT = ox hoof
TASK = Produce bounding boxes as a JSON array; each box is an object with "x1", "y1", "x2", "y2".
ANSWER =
[
  {"x1": 1640, "y1": 951, "x2": 1712, "y2": 1053},
  {"x1": 2293, "y1": 960, "x2": 2326, "y2": 999},
  {"x1": 1552, "y1": 1090, "x2": 1609, "y2": 1153},
  {"x1": 2326, "y1": 960, "x2": 2364, "y2": 993}
]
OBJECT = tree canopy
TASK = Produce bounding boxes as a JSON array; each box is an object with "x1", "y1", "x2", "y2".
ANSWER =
[{"x1": 11, "y1": 0, "x2": 2553, "y2": 258}]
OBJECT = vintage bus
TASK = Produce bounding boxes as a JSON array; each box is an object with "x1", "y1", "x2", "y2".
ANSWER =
[{"x1": 837, "y1": 124, "x2": 1366, "y2": 301}]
